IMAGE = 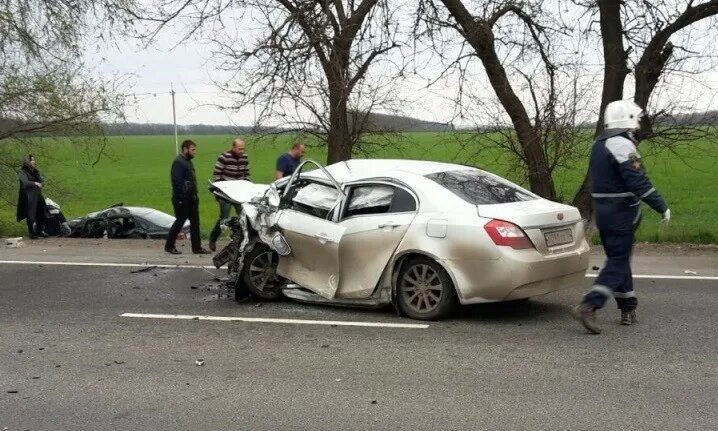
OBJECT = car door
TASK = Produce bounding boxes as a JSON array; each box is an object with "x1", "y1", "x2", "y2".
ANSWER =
[
  {"x1": 335, "y1": 182, "x2": 419, "y2": 299},
  {"x1": 275, "y1": 161, "x2": 347, "y2": 299}
]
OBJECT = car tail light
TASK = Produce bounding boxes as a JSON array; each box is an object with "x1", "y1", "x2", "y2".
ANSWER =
[
  {"x1": 176, "y1": 232, "x2": 186, "y2": 240},
  {"x1": 484, "y1": 219, "x2": 533, "y2": 249}
]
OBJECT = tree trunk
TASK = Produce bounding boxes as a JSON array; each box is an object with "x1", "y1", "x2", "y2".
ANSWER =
[
  {"x1": 326, "y1": 85, "x2": 352, "y2": 164},
  {"x1": 438, "y1": 0, "x2": 557, "y2": 200},
  {"x1": 572, "y1": 0, "x2": 630, "y2": 218},
  {"x1": 473, "y1": 24, "x2": 556, "y2": 200}
]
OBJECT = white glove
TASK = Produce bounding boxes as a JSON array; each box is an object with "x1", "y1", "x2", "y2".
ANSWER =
[{"x1": 661, "y1": 208, "x2": 671, "y2": 223}]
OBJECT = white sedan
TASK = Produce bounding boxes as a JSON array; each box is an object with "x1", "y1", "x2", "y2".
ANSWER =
[{"x1": 211, "y1": 159, "x2": 589, "y2": 320}]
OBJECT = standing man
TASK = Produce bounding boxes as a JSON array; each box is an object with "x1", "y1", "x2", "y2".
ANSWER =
[
  {"x1": 16, "y1": 155, "x2": 49, "y2": 239},
  {"x1": 165, "y1": 140, "x2": 210, "y2": 255},
  {"x1": 275, "y1": 141, "x2": 306, "y2": 179},
  {"x1": 574, "y1": 100, "x2": 670, "y2": 334},
  {"x1": 208, "y1": 137, "x2": 250, "y2": 251}
]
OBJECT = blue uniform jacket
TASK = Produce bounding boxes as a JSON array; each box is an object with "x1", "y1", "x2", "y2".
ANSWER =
[{"x1": 589, "y1": 130, "x2": 667, "y2": 232}]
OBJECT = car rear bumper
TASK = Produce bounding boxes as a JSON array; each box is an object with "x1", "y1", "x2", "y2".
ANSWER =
[{"x1": 443, "y1": 239, "x2": 590, "y2": 304}]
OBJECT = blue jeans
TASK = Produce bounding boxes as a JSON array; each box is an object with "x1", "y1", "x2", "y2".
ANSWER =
[{"x1": 209, "y1": 200, "x2": 237, "y2": 243}]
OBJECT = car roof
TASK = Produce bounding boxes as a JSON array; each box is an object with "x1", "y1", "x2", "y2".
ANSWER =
[{"x1": 302, "y1": 159, "x2": 475, "y2": 183}]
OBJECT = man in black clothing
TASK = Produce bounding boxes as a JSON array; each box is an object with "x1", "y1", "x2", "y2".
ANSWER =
[
  {"x1": 165, "y1": 140, "x2": 210, "y2": 255},
  {"x1": 16, "y1": 155, "x2": 49, "y2": 239}
]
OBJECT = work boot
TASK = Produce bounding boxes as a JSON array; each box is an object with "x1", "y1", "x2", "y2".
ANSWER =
[
  {"x1": 209, "y1": 241, "x2": 216, "y2": 252},
  {"x1": 165, "y1": 247, "x2": 182, "y2": 255},
  {"x1": 572, "y1": 303, "x2": 602, "y2": 334},
  {"x1": 620, "y1": 310, "x2": 637, "y2": 325}
]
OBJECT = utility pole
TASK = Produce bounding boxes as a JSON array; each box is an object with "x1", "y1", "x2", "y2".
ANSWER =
[{"x1": 171, "y1": 83, "x2": 178, "y2": 155}]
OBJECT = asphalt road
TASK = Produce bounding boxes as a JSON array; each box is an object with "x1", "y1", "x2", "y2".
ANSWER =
[{"x1": 1, "y1": 263, "x2": 716, "y2": 430}]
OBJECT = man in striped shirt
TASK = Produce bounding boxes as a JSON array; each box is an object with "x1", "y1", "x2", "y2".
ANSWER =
[{"x1": 209, "y1": 138, "x2": 250, "y2": 251}]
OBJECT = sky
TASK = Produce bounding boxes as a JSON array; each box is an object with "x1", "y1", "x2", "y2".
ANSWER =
[{"x1": 87, "y1": 5, "x2": 718, "y2": 127}]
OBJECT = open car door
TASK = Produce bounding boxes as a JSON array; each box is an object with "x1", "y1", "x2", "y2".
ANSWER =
[{"x1": 275, "y1": 161, "x2": 346, "y2": 299}]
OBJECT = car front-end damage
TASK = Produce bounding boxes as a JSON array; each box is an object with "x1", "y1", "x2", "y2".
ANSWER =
[{"x1": 209, "y1": 180, "x2": 292, "y2": 300}]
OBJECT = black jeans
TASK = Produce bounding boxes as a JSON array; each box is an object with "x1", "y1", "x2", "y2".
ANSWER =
[{"x1": 165, "y1": 197, "x2": 201, "y2": 251}]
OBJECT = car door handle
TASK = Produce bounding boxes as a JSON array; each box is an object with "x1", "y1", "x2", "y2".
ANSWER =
[
  {"x1": 313, "y1": 233, "x2": 331, "y2": 244},
  {"x1": 378, "y1": 222, "x2": 401, "y2": 230}
]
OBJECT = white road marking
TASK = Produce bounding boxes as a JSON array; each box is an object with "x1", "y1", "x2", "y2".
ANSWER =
[
  {"x1": 0, "y1": 260, "x2": 214, "y2": 269},
  {"x1": 584, "y1": 273, "x2": 718, "y2": 281},
  {"x1": 1, "y1": 260, "x2": 717, "y2": 281},
  {"x1": 120, "y1": 313, "x2": 430, "y2": 329}
]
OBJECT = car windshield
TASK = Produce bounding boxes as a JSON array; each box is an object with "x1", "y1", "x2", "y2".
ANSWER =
[
  {"x1": 426, "y1": 169, "x2": 537, "y2": 205},
  {"x1": 139, "y1": 209, "x2": 176, "y2": 227}
]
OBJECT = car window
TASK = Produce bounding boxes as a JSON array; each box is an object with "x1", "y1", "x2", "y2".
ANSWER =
[
  {"x1": 426, "y1": 169, "x2": 537, "y2": 205},
  {"x1": 290, "y1": 181, "x2": 341, "y2": 219},
  {"x1": 344, "y1": 184, "x2": 416, "y2": 218}
]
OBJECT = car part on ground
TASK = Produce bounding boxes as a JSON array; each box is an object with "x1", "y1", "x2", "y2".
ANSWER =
[{"x1": 66, "y1": 205, "x2": 190, "y2": 239}]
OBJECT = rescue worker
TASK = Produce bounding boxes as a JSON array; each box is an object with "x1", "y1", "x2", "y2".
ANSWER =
[{"x1": 574, "y1": 100, "x2": 670, "y2": 334}]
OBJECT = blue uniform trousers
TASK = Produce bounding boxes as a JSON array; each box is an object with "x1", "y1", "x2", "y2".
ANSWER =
[{"x1": 583, "y1": 200, "x2": 640, "y2": 312}]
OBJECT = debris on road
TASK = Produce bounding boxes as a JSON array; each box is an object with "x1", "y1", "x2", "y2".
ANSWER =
[
  {"x1": 371, "y1": 400, "x2": 378, "y2": 405},
  {"x1": 7, "y1": 390, "x2": 18, "y2": 394},
  {"x1": 17, "y1": 349, "x2": 23, "y2": 354},
  {"x1": 5, "y1": 237, "x2": 25, "y2": 248},
  {"x1": 130, "y1": 266, "x2": 158, "y2": 274},
  {"x1": 113, "y1": 360, "x2": 125, "y2": 365},
  {"x1": 195, "y1": 359, "x2": 205, "y2": 366},
  {"x1": 335, "y1": 378, "x2": 342, "y2": 382},
  {"x1": 592, "y1": 266, "x2": 600, "y2": 271},
  {"x1": 684, "y1": 269, "x2": 698, "y2": 275},
  {"x1": 320, "y1": 344, "x2": 329, "y2": 348}
]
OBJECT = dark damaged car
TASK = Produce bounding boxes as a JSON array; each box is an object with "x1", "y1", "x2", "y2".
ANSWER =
[{"x1": 67, "y1": 205, "x2": 190, "y2": 239}]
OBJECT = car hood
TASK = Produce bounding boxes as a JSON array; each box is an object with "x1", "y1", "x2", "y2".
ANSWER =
[{"x1": 211, "y1": 180, "x2": 270, "y2": 205}]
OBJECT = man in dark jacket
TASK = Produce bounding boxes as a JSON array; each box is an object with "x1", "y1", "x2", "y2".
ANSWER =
[
  {"x1": 165, "y1": 140, "x2": 210, "y2": 255},
  {"x1": 574, "y1": 100, "x2": 670, "y2": 334},
  {"x1": 16, "y1": 155, "x2": 49, "y2": 239}
]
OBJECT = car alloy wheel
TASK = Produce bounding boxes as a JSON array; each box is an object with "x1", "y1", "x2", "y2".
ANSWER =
[
  {"x1": 397, "y1": 257, "x2": 457, "y2": 320},
  {"x1": 239, "y1": 244, "x2": 285, "y2": 301},
  {"x1": 400, "y1": 263, "x2": 444, "y2": 314},
  {"x1": 248, "y1": 250, "x2": 280, "y2": 291}
]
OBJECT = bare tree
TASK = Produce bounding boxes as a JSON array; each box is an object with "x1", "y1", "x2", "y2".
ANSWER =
[
  {"x1": 415, "y1": 0, "x2": 572, "y2": 200},
  {"x1": 570, "y1": 0, "x2": 718, "y2": 217},
  {"x1": 0, "y1": 1, "x2": 127, "y2": 212},
  {"x1": 129, "y1": 0, "x2": 405, "y2": 164}
]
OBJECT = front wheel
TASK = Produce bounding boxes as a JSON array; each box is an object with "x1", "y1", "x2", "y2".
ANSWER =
[
  {"x1": 396, "y1": 257, "x2": 458, "y2": 320},
  {"x1": 238, "y1": 244, "x2": 286, "y2": 301}
]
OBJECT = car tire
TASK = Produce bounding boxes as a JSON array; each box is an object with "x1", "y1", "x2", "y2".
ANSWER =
[
  {"x1": 396, "y1": 256, "x2": 458, "y2": 320},
  {"x1": 238, "y1": 244, "x2": 286, "y2": 301}
]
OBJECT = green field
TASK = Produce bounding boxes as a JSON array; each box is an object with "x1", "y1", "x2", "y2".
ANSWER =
[{"x1": 1, "y1": 132, "x2": 717, "y2": 243}]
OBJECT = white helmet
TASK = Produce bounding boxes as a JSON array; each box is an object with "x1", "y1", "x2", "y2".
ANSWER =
[{"x1": 604, "y1": 100, "x2": 643, "y2": 130}]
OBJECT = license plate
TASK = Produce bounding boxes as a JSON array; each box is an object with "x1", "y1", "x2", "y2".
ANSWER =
[{"x1": 544, "y1": 228, "x2": 573, "y2": 247}]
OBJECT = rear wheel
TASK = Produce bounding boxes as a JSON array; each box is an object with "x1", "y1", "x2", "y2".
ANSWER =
[
  {"x1": 238, "y1": 244, "x2": 285, "y2": 301},
  {"x1": 396, "y1": 257, "x2": 457, "y2": 320}
]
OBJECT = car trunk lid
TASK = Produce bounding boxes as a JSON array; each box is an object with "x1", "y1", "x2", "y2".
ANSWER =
[{"x1": 477, "y1": 200, "x2": 584, "y2": 254}]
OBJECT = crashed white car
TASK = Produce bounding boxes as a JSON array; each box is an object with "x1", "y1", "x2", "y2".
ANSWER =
[{"x1": 211, "y1": 159, "x2": 590, "y2": 320}]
